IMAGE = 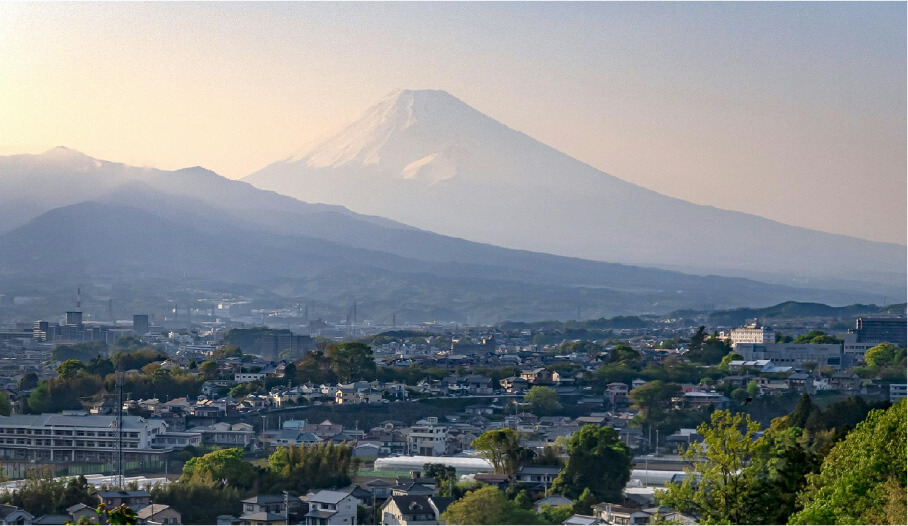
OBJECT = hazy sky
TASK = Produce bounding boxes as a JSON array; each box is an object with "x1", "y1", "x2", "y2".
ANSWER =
[{"x1": 1, "y1": 2, "x2": 905, "y2": 244}]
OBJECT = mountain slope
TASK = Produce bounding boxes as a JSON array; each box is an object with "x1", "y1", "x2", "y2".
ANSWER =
[
  {"x1": 0, "y1": 147, "x2": 898, "y2": 322},
  {"x1": 0, "y1": 200, "x2": 888, "y2": 323},
  {"x1": 245, "y1": 89, "x2": 905, "y2": 296}
]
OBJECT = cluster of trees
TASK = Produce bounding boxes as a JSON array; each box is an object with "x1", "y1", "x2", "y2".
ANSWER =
[
  {"x1": 523, "y1": 386, "x2": 562, "y2": 415},
  {"x1": 147, "y1": 443, "x2": 358, "y2": 524},
  {"x1": 775, "y1": 330, "x2": 843, "y2": 344},
  {"x1": 856, "y1": 342, "x2": 907, "y2": 383},
  {"x1": 0, "y1": 470, "x2": 94, "y2": 517},
  {"x1": 685, "y1": 326, "x2": 733, "y2": 365},
  {"x1": 292, "y1": 343, "x2": 377, "y2": 384},
  {"x1": 658, "y1": 395, "x2": 903, "y2": 524},
  {"x1": 25, "y1": 352, "x2": 206, "y2": 414},
  {"x1": 454, "y1": 425, "x2": 631, "y2": 524}
]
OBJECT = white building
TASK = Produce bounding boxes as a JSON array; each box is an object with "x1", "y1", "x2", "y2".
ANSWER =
[
  {"x1": 407, "y1": 418, "x2": 447, "y2": 456},
  {"x1": 729, "y1": 320, "x2": 772, "y2": 348},
  {"x1": 0, "y1": 413, "x2": 169, "y2": 463},
  {"x1": 303, "y1": 489, "x2": 358, "y2": 525},
  {"x1": 234, "y1": 372, "x2": 266, "y2": 383}
]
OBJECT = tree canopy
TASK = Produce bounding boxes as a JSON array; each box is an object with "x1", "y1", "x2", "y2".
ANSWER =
[
  {"x1": 471, "y1": 428, "x2": 535, "y2": 477},
  {"x1": 552, "y1": 424, "x2": 632, "y2": 502},
  {"x1": 442, "y1": 486, "x2": 540, "y2": 525},
  {"x1": 524, "y1": 385, "x2": 562, "y2": 415},
  {"x1": 790, "y1": 398, "x2": 906, "y2": 525}
]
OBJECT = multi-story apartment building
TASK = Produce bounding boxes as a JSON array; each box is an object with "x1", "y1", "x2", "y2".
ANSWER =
[
  {"x1": 0, "y1": 413, "x2": 169, "y2": 463},
  {"x1": 407, "y1": 418, "x2": 447, "y2": 456}
]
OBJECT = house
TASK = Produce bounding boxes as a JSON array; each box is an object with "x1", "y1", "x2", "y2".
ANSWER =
[
  {"x1": 679, "y1": 391, "x2": 729, "y2": 409},
  {"x1": 786, "y1": 372, "x2": 815, "y2": 394},
  {"x1": 562, "y1": 515, "x2": 600, "y2": 525},
  {"x1": 95, "y1": 490, "x2": 151, "y2": 510},
  {"x1": 521, "y1": 368, "x2": 554, "y2": 384},
  {"x1": 593, "y1": 503, "x2": 651, "y2": 525},
  {"x1": 242, "y1": 495, "x2": 290, "y2": 516},
  {"x1": 364, "y1": 479, "x2": 395, "y2": 500},
  {"x1": 379, "y1": 496, "x2": 453, "y2": 526},
  {"x1": 406, "y1": 418, "x2": 447, "y2": 456},
  {"x1": 390, "y1": 483, "x2": 434, "y2": 497},
  {"x1": 515, "y1": 466, "x2": 563, "y2": 488},
  {"x1": 499, "y1": 377, "x2": 530, "y2": 394},
  {"x1": 464, "y1": 376, "x2": 494, "y2": 395},
  {"x1": 65, "y1": 504, "x2": 98, "y2": 524},
  {"x1": 472, "y1": 473, "x2": 509, "y2": 490},
  {"x1": 534, "y1": 495, "x2": 573, "y2": 513},
  {"x1": 353, "y1": 442, "x2": 381, "y2": 458},
  {"x1": 606, "y1": 383, "x2": 629, "y2": 406},
  {"x1": 830, "y1": 372, "x2": 862, "y2": 392},
  {"x1": 136, "y1": 504, "x2": 182, "y2": 525},
  {"x1": 303, "y1": 489, "x2": 358, "y2": 525},
  {"x1": 0, "y1": 505, "x2": 34, "y2": 525},
  {"x1": 238, "y1": 511, "x2": 287, "y2": 525}
]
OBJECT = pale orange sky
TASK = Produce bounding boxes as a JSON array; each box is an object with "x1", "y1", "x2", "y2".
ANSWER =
[{"x1": 1, "y1": 2, "x2": 905, "y2": 244}]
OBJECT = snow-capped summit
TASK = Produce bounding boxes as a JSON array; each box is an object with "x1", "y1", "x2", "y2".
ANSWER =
[
  {"x1": 281, "y1": 88, "x2": 556, "y2": 187},
  {"x1": 244, "y1": 90, "x2": 905, "y2": 294}
]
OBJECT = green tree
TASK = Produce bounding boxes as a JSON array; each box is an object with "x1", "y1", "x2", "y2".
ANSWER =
[
  {"x1": 57, "y1": 359, "x2": 87, "y2": 379},
  {"x1": 657, "y1": 409, "x2": 761, "y2": 524},
  {"x1": 718, "y1": 352, "x2": 744, "y2": 373},
  {"x1": 27, "y1": 383, "x2": 53, "y2": 413},
  {"x1": 199, "y1": 360, "x2": 219, "y2": 379},
  {"x1": 736, "y1": 421, "x2": 819, "y2": 524},
  {"x1": 540, "y1": 505, "x2": 574, "y2": 524},
  {"x1": 424, "y1": 463, "x2": 457, "y2": 497},
  {"x1": 326, "y1": 342, "x2": 376, "y2": 382},
  {"x1": 629, "y1": 380, "x2": 681, "y2": 423},
  {"x1": 150, "y1": 480, "x2": 241, "y2": 524},
  {"x1": 552, "y1": 425, "x2": 632, "y2": 502},
  {"x1": 441, "y1": 486, "x2": 540, "y2": 525},
  {"x1": 181, "y1": 448, "x2": 255, "y2": 489},
  {"x1": 471, "y1": 429, "x2": 534, "y2": 477},
  {"x1": 524, "y1": 386, "x2": 561, "y2": 415},
  {"x1": 746, "y1": 380, "x2": 760, "y2": 398},
  {"x1": 864, "y1": 342, "x2": 906, "y2": 368},
  {"x1": 689, "y1": 326, "x2": 708, "y2": 352},
  {"x1": 0, "y1": 392, "x2": 10, "y2": 417},
  {"x1": 789, "y1": 399, "x2": 907, "y2": 525},
  {"x1": 17, "y1": 372, "x2": 38, "y2": 391}
]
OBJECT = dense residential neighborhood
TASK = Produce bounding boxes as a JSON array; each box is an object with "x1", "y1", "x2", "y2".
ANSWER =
[{"x1": 0, "y1": 304, "x2": 903, "y2": 524}]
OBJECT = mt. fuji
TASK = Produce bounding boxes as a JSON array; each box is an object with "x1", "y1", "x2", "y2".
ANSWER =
[{"x1": 245, "y1": 89, "x2": 904, "y2": 296}]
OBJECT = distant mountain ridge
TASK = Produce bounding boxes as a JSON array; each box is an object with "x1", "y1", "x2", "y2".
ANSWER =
[
  {"x1": 0, "y1": 148, "x2": 896, "y2": 322},
  {"x1": 246, "y1": 89, "x2": 905, "y2": 297},
  {"x1": 706, "y1": 301, "x2": 908, "y2": 327}
]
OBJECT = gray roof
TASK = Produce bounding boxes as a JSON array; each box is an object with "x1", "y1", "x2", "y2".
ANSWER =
[
  {"x1": 0, "y1": 414, "x2": 154, "y2": 429},
  {"x1": 137, "y1": 505, "x2": 172, "y2": 520},
  {"x1": 306, "y1": 489, "x2": 353, "y2": 504},
  {"x1": 242, "y1": 495, "x2": 286, "y2": 505},
  {"x1": 240, "y1": 511, "x2": 286, "y2": 521},
  {"x1": 518, "y1": 466, "x2": 563, "y2": 475},
  {"x1": 304, "y1": 509, "x2": 337, "y2": 519},
  {"x1": 96, "y1": 490, "x2": 150, "y2": 498},
  {"x1": 33, "y1": 514, "x2": 72, "y2": 524}
]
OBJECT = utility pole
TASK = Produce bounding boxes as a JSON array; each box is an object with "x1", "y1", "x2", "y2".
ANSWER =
[
  {"x1": 115, "y1": 370, "x2": 124, "y2": 489},
  {"x1": 283, "y1": 490, "x2": 290, "y2": 525}
]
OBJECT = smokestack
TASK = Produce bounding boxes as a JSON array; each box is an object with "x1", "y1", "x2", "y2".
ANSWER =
[{"x1": 77, "y1": 287, "x2": 81, "y2": 309}]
